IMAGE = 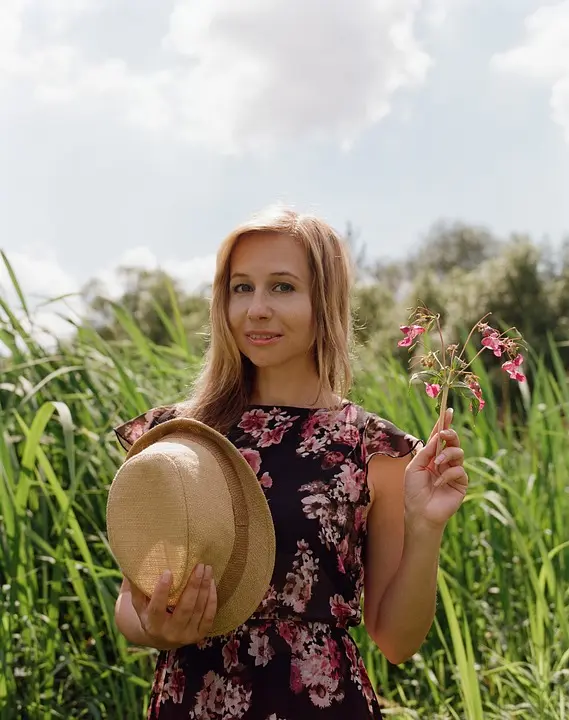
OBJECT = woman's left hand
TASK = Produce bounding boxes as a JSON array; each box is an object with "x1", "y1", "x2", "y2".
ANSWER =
[{"x1": 404, "y1": 408, "x2": 469, "y2": 529}]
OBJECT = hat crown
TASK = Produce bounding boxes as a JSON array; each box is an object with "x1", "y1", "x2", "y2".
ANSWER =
[{"x1": 107, "y1": 435, "x2": 236, "y2": 601}]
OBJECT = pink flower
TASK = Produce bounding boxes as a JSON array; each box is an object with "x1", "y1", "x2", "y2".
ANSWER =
[
  {"x1": 481, "y1": 332, "x2": 503, "y2": 358},
  {"x1": 469, "y1": 381, "x2": 485, "y2": 411},
  {"x1": 502, "y1": 354, "x2": 526, "y2": 383},
  {"x1": 398, "y1": 324, "x2": 425, "y2": 347},
  {"x1": 425, "y1": 383, "x2": 441, "y2": 399},
  {"x1": 259, "y1": 472, "x2": 273, "y2": 488},
  {"x1": 239, "y1": 448, "x2": 261, "y2": 474},
  {"x1": 330, "y1": 594, "x2": 357, "y2": 627}
]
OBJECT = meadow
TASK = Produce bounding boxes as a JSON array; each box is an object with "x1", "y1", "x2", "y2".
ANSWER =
[{"x1": 0, "y1": 277, "x2": 568, "y2": 719}]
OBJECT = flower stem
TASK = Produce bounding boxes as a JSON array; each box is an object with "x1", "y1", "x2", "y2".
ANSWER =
[{"x1": 436, "y1": 384, "x2": 449, "y2": 457}]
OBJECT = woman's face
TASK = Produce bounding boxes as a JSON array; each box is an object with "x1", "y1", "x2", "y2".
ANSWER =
[{"x1": 228, "y1": 232, "x2": 315, "y2": 371}]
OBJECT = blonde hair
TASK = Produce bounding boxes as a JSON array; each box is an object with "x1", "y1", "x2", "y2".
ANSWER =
[{"x1": 179, "y1": 206, "x2": 355, "y2": 434}]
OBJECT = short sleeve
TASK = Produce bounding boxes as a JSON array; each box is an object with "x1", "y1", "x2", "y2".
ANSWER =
[
  {"x1": 362, "y1": 412, "x2": 423, "y2": 464},
  {"x1": 113, "y1": 404, "x2": 180, "y2": 452}
]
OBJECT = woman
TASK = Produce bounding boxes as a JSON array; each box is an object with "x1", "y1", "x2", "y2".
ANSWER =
[{"x1": 113, "y1": 206, "x2": 468, "y2": 719}]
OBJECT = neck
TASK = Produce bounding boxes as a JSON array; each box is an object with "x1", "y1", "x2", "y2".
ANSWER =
[{"x1": 250, "y1": 365, "x2": 337, "y2": 408}]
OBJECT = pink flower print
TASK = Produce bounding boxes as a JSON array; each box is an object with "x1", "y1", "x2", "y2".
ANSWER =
[
  {"x1": 356, "y1": 655, "x2": 377, "y2": 709},
  {"x1": 322, "y1": 450, "x2": 344, "y2": 469},
  {"x1": 330, "y1": 594, "x2": 357, "y2": 628},
  {"x1": 338, "y1": 462, "x2": 361, "y2": 502},
  {"x1": 425, "y1": 383, "x2": 441, "y2": 399},
  {"x1": 248, "y1": 631, "x2": 275, "y2": 667},
  {"x1": 309, "y1": 684, "x2": 334, "y2": 708},
  {"x1": 281, "y1": 542, "x2": 319, "y2": 613},
  {"x1": 259, "y1": 472, "x2": 273, "y2": 488},
  {"x1": 398, "y1": 324, "x2": 425, "y2": 347},
  {"x1": 342, "y1": 635, "x2": 359, "y2": 668},
  {"x1": 290, "y1": 659, "x2": 303, "y2": 694},
  {"x1": 257, "y1": 584, "x2": 278, "y2": 614},
  {"x1": 259, "y1": 425, "x2": 286, "y2": 447},
  {"x1": 224, "y1": 677, "x2": 252, "y2": 718},
  {"x1": 337, "y1": 537, "x2": 349, "y2": 574},
  {"x1": 222, "y1": 637, "x2": 240, "y2": 672},
  {"x1": 300, "y1": 646, "x2": 343, "y2": 708},
  {"x1": 324, "y1": 636, "x2": 342, "y2": 671},
  {"x1": 502, "y1": 354, "x2": 526, "y2": 383},
  {"x1": 163, "y1": 666, "x2": 185, "y2": 704},
  {"x1": 354, "y1": 504, "x2": 367, "y2": 532},
  {"x1": 332, "y1": 423, "x2": 360, "y2": 447},
  {"x1": 238, "y1": 409, "x2": 270, "y2": 436},
  {"x1": 301, "y1": 413, "x2": 322, "y2": 437},
  {"x1": 481, "y1": 331, "x2": 503, "y2": 357},
  {"x1": 205, "y1": 672, "x2": 225, "y2": 715},
  {"x1": 239, "y1": 448, "x2": 261, "y2": 474},
  {"x1": 299, "y1": 434, "x2": 327, "y2": 455},
  {"x1": 278, "y1": 620, "x2": 298, "y2": 647}
]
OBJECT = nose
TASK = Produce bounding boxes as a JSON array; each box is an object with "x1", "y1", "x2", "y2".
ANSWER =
[{"x1": 246, "y1": 290, "x2": 272, "y2": 320}]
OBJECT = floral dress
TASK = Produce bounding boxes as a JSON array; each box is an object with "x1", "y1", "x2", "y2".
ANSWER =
[{"x1": 114, "y1": 400, "x2": 421, "y2": 719}]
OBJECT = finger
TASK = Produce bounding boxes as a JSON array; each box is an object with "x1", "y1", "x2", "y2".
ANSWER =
[
  {"x1": 409, "y1": 433, "x2": 439, "y2": 469},
  {"x1": 198, "y1": 577, "x2": 217, "y2": 636},
  {"x1": 438, "y1": 428, "x2": 461, "y2": 448},
  {"x1": 433, "y1": 465, "x2": 469, "y2": 490},
  {"x1": 172, "y1": 564, "x2": 205, "y2": 623},
  {"x1": 427, "y1": 408, "x2": 453, "y2": 443},
  {"x1": 433, "y1": 446, "x2": 464, "y2": 469},
  {"x1": 188, "y1": 565, "x2": 214, "y2": 631},
  {"x1": 145, "y1": 570, "x2": 173, "y2": 626}
]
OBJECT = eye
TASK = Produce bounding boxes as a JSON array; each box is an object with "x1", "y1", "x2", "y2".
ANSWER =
[
  {"x1": 274, "y1": 282, "x2": 294, "y2": 292},
  {"x1": 231, "y1": 282, "x2": 294, "y2": 293}
]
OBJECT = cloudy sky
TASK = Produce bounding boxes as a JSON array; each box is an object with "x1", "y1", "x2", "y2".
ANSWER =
[{"x1": 1, "y1": 0, "x2": 568, "y2": 337}]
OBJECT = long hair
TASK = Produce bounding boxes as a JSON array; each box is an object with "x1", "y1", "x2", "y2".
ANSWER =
[{"x1": 178, "y1": 206, "x2": 355, "y2": 434}]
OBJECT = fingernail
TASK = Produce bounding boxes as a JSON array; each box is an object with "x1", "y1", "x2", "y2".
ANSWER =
[
  {"x1": 434, "y1": 453, "x2": 446, "y2": 465},
  {"x1": 205, "y1": 565, "x2": 212, "y2": 578},
  {"x1": 162, "y1": 570, "x2": 172, "y2": 583},
  {"x1": 196, "y1": 563, "x2": 204, "y2": 577}
]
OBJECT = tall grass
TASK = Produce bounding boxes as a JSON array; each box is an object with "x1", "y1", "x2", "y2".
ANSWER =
[{"x1": 1, "y1": 261, "x2": 568, "y2": 718}]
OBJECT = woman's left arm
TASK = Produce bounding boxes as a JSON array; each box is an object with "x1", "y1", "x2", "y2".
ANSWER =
[{"x1": 363, "y1": 409, "x2": 468, "y2": 665}]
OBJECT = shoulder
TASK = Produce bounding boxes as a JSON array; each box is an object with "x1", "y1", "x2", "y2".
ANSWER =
[
  {"x1": 349, "y1": 403, "x2": 422, "y2": 463},
  {"x1": 113, "y1": 404, "x2": 181, "y2": 451}
]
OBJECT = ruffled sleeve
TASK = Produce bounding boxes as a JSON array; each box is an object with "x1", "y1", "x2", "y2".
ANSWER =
[
  {"x1": 362, "y1": 412, "x2": 423, "y2": 464},
  {"x1": 113, "y1": 404, "x2": 180, "y2": 452}
]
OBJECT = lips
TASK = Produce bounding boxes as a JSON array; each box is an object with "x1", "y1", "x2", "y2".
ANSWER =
[{"x1": 246, "y1": 333, "x2": 282, "y2": 339}]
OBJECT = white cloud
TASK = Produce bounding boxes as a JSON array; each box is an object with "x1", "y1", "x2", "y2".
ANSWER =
[
  {"x1": 0, "y1": 0, "x2": 451, "y2": 153},
  {"x1": 491, "y1": 1, "x2": 569, "y2": 143}
]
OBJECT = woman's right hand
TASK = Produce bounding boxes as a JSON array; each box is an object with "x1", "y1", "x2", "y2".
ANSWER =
[{"x1": 130, "y1": 563, "x2": 217, "y2": 650}]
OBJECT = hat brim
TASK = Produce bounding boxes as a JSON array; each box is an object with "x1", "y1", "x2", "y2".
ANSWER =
[{"x1": 114, "y1": 417, "x2": 276, "y2": 637}]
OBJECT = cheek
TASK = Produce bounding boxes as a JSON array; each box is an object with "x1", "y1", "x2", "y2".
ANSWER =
[{"x1": 227, "y1": 298, "x2": 240, "y2": 329}]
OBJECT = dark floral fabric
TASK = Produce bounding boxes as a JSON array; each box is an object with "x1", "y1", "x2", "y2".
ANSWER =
[{"x1": 114, "y1": 401, "x2": 421, "y2": 719}]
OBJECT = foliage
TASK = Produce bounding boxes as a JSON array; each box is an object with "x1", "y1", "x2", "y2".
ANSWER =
[{"x1": 1, "y1": 258, "x2": 568, "y2": 719}]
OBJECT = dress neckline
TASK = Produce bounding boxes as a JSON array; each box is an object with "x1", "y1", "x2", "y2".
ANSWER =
[{"x1": 245, "y1": 399, "x2": 351, "y2": 412}]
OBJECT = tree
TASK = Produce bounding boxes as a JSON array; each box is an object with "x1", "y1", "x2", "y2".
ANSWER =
[{"x1": 82, "y1": 267, "x2": 210, "y2": 349}]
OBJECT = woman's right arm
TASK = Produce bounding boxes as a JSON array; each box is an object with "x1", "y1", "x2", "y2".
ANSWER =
[{"x1": 114, "y1": 565, "x2": 217, "y2": 651}]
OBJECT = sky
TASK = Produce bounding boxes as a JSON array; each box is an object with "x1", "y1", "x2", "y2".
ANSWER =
[{"x1": 0, "y1": 0, "x2": 568, "y2": 340}]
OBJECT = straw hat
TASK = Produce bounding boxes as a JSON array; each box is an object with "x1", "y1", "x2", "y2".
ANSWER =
[{"x1": 106, "y1": 418, "x2": 276, "y2": 637}]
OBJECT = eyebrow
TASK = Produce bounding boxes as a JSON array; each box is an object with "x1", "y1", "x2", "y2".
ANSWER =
[{"x1": 230, "y1": 271, "x2": 302, "y2": 282}]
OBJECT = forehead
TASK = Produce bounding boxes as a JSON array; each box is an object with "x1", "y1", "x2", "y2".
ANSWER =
[{"x1": 230, "y1": 232, "x2": 309, "y2": 277}]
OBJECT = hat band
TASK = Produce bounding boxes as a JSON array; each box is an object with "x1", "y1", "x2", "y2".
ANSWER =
[{"x1": 197, "y1": 435, "x2": 249, "y2": 612}]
